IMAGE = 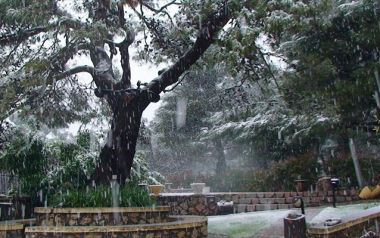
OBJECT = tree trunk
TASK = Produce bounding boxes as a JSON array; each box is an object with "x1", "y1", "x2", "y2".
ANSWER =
[
  {"x1": 90, "y1": 0, "x2": 232, "y2": 185},
  {"x1": 94, "y1": 93, "x2": 148, "y2": 185},
  {"x1": 214, "y1": 138, "x2": 227, "y2": 176}
]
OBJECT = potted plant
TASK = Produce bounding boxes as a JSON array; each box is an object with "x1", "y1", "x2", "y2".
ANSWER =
[{"x1": 148, "y1": 184, "x2": 165, "y2": 196}]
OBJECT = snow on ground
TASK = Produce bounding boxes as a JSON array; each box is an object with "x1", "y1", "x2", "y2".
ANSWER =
[
  {"x1": 208, "y1": 203, "x2": 380, "y2": 238},
  {"x1": 208, "y1": 209, "x2": 292, "y2": 238},
  {"x1": 309, "y1": 203, "x2": 380, "y2": 225}
]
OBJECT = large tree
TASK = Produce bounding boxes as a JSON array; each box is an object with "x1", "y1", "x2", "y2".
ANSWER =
[{"x1": 0, "y1": 0, "x2": 243, "y2": 184}]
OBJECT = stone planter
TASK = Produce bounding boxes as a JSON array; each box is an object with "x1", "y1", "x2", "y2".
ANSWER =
[
  {"x1": 34, "y1": 206, "x2": 171, "y2": 226},
  {"x1": 25, "y1": 207, "x2": 208, "y2": 238},
  {"x1": 191, "y1": 183, "x2": 206, "y2": 194},
  {"x1": 149, "y1": 184, "x2": 165, "y2": 195}
]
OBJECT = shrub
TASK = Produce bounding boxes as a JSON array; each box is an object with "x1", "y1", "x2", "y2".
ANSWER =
[
  {"x1": 49, "y1": 182, "x2": 155, "y2": 208},
  {"x1": 326, "y1": 156, "x2": 380, "y2": 187}
]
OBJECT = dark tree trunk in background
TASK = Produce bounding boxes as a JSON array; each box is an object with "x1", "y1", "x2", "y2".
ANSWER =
[{"x1": 214, "y1": 138, "x2": 227, "y2": 176}]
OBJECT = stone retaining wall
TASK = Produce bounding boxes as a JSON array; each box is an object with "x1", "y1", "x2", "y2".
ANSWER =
[
  {"x1": 35, "y1": 207, "x2": 171, "y2": 226},
  {"x1": 308, "y1": 206, "x2": 380, "y2": 238},
  {"x1": 156, "y1": 194, "x2": 218, "y2": 216},
  {"x1": 25, "y1": 216, "x2": 208, "y2": 238},
  {"x1": 157, "y1": 189, "x2": 359, "y2": 215},
  {"x1": 0, "y1": 222, "x2": 24, "y2": 238}
]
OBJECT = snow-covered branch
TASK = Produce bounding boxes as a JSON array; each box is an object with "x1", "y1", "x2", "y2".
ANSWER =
[
  {"x1": 0, "y1": 18, "x2": 83, "y2": 45},
  {"x1": 145, "y1": 2, "x2": 233, "y2": 102}
]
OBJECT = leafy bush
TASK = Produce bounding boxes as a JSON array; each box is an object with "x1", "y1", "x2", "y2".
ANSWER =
[
  {"x1": 0, "y1": 129, "x2": 98, "y2": 205},
  {"x1": 131, "y1": 151, "x2": 166, "y2": 185},
  {"x1": 49, "y1": 183, "x2": 155, "y2": 208},
  {"x1": 0, "y1": 132, "x2": 47, "y2": 197},
  {"x1": 326, "y1": 156, "x2": 380, "y2": 188}
]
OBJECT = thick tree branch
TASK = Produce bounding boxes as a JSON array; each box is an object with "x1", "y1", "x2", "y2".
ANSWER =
[
  {"x1": 117, "y1": 30, "x2": 135, "y2": 89},
  {"x1": 144, "y1": 3, "x2": 232, "y2": 101},
  {"x1": 53, "y1": 65, "x2": 95, "y2": 81},
  {"x1": 89, "y1": 46, "x2": 116, "y2": 92}
]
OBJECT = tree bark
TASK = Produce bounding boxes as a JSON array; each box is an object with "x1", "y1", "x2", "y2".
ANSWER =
[
  {"x1": 214, "y1": 138, "x2": 227, "y2": 176},
  {"x1": 94, "y1": 93, "x2": 147, "y2": 184}
]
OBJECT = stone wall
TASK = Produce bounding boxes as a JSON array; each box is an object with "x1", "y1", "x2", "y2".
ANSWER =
[
  {"x1": 156, "y1": 189, "x2": 359, "y2": 216},
  {"x1": 0, "y1": 222, "x2": 24, "y2": 238},
  {"x1": 308, "y1": 206, "x2": 380, "y2": 238},
  {"x1": 35, "y1": 207, "x2": 171, "y2": 226},
  {"x1": 25, "y1": 216, "x2": 208, "y2": 238},
  {"x1": 156, "y1": 194, "x2": 218, "y2": 216}
]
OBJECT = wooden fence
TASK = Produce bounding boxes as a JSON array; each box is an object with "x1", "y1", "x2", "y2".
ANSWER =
[{"x1": 0, "y1": 171, "x2": 10, "y2": 194}]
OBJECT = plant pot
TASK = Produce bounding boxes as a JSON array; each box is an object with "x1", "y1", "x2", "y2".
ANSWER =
[
  {"x1": 190, "y1": 183, "x2": 205, "y2": 194},
  {"x1": 148, "y1": 185, "x2": 164, "y2": 196}
]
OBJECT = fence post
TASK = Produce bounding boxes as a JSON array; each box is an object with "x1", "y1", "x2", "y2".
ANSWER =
[{"x1": 284, "y1": 213, "x2": 306, "y2": 238}]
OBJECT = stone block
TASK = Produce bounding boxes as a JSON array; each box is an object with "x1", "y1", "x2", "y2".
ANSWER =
[
  {"x1": 285, "y1": 197, "x2": 294, "y2": 204},
  {"x1": 256, "y1": 193, "x2": 265, "y2": 198},
  {"x1": 264, "y1": 192, "x2": 275, "y2": 198},
  {"x1": 245, "y1": 193, "x2": 257, "y2": 198},
  {"x1": 278, "y1": 204, "x2": 290, "y2": 210},
  {"x1": 246, "y1": 205, "x2": 256, "y2": 212},
  {"x1": 291, "y1": 192, "x2": 299, "y2": 197},
  {"x1": 238, "y1": 198, "x2": 252, "y2": 204},
  {"x1": 255, "y1": 204, "x2": 267, "y2": 211},
  {"x1": 274, "y1": 198, "x2": 285, "y2": 204},
  {"x1": 251, "y1": 198, "x2": 259, "y2": 204},
  {"x1": 275, "y1": 192, "x2": 285, "y2": 198},
  {"x1": 235, "y1": 204, "x2": 247, "y2": 213},
  {"x1": 259, "y1": 198, "x2": 269, "y2": 204},
  {"x1": 232, "y1": 195, "x2": 240, "y2": 203}
]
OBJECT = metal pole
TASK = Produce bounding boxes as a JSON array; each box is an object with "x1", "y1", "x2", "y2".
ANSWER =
[{"x1": 332, "y1": 187, "x2": 336, "y2": 208}]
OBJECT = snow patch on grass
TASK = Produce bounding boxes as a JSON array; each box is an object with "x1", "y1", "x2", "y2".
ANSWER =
[{"x1": 208, "y1": 210, "x2": 291, "y2": 238}]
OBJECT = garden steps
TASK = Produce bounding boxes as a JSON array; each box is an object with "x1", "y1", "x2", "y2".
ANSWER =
[
  {"x1": 156, "y1": 190, "x2": 359, "y2": 216},
  {"x1": 211, "y1": 190, "x2": 359, "y2": 213}
]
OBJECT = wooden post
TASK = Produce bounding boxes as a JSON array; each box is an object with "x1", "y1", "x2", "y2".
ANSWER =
[{"x1": 284, "y1": 214, "x2": 306, "y2": 238}]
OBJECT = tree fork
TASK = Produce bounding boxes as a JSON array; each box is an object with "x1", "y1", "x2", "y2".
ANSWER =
[{"x1": 92, "y1": 1, "x2": 233, "y2": 185}]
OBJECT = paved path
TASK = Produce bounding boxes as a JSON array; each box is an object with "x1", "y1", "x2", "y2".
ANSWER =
[
  {"x1": 254, "y1": 207, "x2": 324, "y2": 238},
  {"x1": 209, "y1": 207, "x2": 326, "y2": 238}
]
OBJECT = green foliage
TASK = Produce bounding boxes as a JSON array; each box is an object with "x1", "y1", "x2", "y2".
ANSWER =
[
  {"x1": 131, "y1": 151, "x2": 166, "y2": 185},
  {"x1": 326, "y1": 156, "x2": 380, "y2": 188},
  {"x1": 49, "y1": 183, "x2": 155, "y2": 208},
  {"x1": 0, "y1": 131, "x2": 47, "y2": 196},
  {"x1": 0, "y1": 128, "x2": 98, "y2": 201}
]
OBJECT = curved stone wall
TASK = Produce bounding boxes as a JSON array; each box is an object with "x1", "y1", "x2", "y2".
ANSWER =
[
  {"x1": 27, "y1": 207, "x2": 208, "y2": 238},
  {"x1": 25, "y1": 216, "x2": 208, "y2": 238},
  {"x1": 35, "y1": 206, "x2": 171, "y2": 226},
  {"x1": 0, "y1": 222, "x2": 24, "y2": 238}
]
